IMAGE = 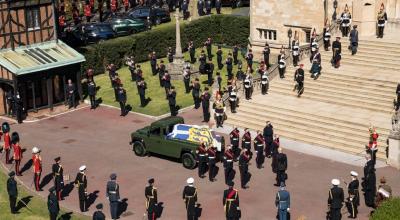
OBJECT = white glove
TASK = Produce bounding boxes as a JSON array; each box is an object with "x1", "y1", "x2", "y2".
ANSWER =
[{"x1": 287, "y1": 208, "x2": 290, "y2": 211}]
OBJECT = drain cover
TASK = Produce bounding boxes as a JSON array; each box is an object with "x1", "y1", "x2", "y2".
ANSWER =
[
  {"x1": 62, "y1": 139, "x2": 76, "y2": 144},
  {"x1": 132, "y1": 119, "x2": 144, "y2": 123}
]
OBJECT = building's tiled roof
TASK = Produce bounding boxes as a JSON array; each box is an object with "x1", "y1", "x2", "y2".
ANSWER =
[{"x1": 0, "y1": 40, "x2": 85, "y2": 75}]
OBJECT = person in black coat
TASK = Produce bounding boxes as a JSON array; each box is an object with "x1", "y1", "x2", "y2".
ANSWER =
[
  {"x1": 238, "y1": 149, "x2": 251, "y2": 189},
  {"x1": 215, "y1": 0, "x2": 222, "y2": 14},
  {"x1": 150, "y1": 51, "x2": 157, "y2": 76},
  {"x1": 345, "y1": 171, "x2": 360, "y2": 219},
  {"x1": 362, "y1": 153, "x2": 376, "y2": 208},
  {"x1": 138, "y1": 78, "x2": 147, "y2": 107},
  {"x1": 201, "y1": 87, "x2": 211, "y2": 122},
  {"x1": 106, "y1": 173, "x2": 120, "y2": 220},
  {"x1": 163, "y1": 71, "x2": 172, "y2": 99},
  {"x1": 328, "y1": 179, "x2": 344, "y2": 220},
  {"x1": 232, "y1": 45, "x2": 239, "y2": 65},
  {"x1": 183, "y1": 177, "x2": 198, "y2": 220},
  {"x1": 206, "y1": 61, "x2": 214, "y2": 86},
  {"x1": 52, "y1": 157, "x2": 64, "y2": 201},
  {"x1": 183, "y1": 67, "x2": 191, "y2": 93},
  {"x1": 117, "y1": 85, "x2": 127, "y2": 116},
  {"x1": 191, "y1": 78, "x2": 201, "y2": 109},
  {"x1": 223, "y1": 181, "x2": 240, "y2": 220},
  {"x1": 93, "y1": 203, "x2": 106, "y2": 220},
  {"x1": 275, "y1": 147, "x2": 287, "y2": 186},
  {"x1": 216, "y1": 46, "x2": 223, "y2": 70},
  {"x1": 7, "y1": 171, "x2": 18, "y2": 214},
  {"x1": 263, "y1": 121, "x2": 274, "y2": 156},
  {"x1": 158, "y1": 60, "x2": 166, "y2": 87},
  {"x1": 88, "y1": 79, "x2": 97, "y2": 109},
  {"x1": 75, "y1": 165, "x2": 88, "y2": 212},
  {"x1": 14, "y1": 93, "x2": 23, "y2": 124},
  {"x1": 47, "y1": 187, "x2": 60, "y2": 220},
  {"x1": 67, "y1": 79, "x2": 76, "y2": 109},
  {"x1": 167, "y1": 86, "x2": 177, "y2": 116},
  {"x1": 331, "y1": 37, "x2": 342, "y2": 68},
  {"x1": 145, "y1": 178, "x2": 158, "y2": 220}
]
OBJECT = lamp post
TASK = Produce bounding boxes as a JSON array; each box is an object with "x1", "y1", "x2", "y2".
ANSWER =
[
  {"x1": 288, "y1": 28, "x2": 293, "y2": 49},
  {"x1": 332, "y1": 0, "x2": 338, "y2": 21}
]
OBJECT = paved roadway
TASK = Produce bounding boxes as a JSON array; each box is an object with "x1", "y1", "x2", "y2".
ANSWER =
[{"x1": 2, "y1": 106, "x2": 399, "y2": 219}]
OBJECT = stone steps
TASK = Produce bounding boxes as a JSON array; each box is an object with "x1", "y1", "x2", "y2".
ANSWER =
[
  {"x1": 269, "y1": 82, "x2": 393, "y2": 113},
  {"x1": 320, "y1": 56, "x2": 399, "y2": 71},
  {"x1": 226, "y1": 115, "x2": 387, "y2": 159},
  {"x1": 359, "y1": 40, "x2": 400, "y2": 49}
]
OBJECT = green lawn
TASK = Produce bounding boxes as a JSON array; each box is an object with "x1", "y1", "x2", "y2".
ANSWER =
[
  {"x1": 94, "y1": 46, "x2": 249, "y2": 116},
  {"x1": 0, "y1": 170, "x2": 89, "y2": 220}
]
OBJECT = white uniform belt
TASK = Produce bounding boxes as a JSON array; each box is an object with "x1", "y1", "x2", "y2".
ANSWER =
[
  {"x1": 226, "y1": 160, "x2": 233, "y2": 162},
  {"x1": 208, "y1": 156, "x2": 216, "y2": 159},
  {"x1": 199, "y1": 154, "x2": 206, "y2": 156},
  {"x1": 233, "y1": 138, "x2": 238, "y2": 140},
  {"x1": 244, "y1": 142, "x2": 250, "y2": 144},
  {"x1": 109, "y1": 191, "x2": 117, "y2": 194}
]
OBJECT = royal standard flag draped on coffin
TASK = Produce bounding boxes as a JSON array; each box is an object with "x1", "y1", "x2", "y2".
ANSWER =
[{"x1": 168, "y1": 124, "x2": 214, "y2": 145}]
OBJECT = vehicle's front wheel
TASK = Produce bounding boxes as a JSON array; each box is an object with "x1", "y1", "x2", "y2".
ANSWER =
[
  {"x1": 133, "y1": 141, "x2": 146, "y2": 156},
  {"x1": 181, "y1": 153, "x2": 196, "y2": 169}
]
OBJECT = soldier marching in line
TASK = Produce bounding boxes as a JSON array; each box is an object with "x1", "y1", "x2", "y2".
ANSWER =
[
  {"x1": 345, "y1": 171, "x2": 360, "y2": 219},
  {"x1": 293, "y1": 64, "x2": 305, "y2": 97},
  {"x1": 12, "y1": 132, "x2": 22, "y2": 176},
  {"x1": 292, "y1": 32, "x2": 300, "y2": 67},
  {"x1": 275, "y1": 148, "x2": 288, "y2": 187},
  {"x1": 377, "y1": 4, "x2": 388, "y2": 38},
  {"x1": 253, "y1": 131, "x2": 265, "y2": 169},
  {"x1": 196, "y1": 141, "x2": 208, "y2": 178},
  {"x1": 192, "y1": 78, "x2": 201, "y2": 109},
  {"x1": 263, "y1": 43, "x2": 271, "y2": 69},
  {"x1": 213, "y1": 94, "x2": 225, "y2": 128},
  {"x1": 2, "y1": 122, "x2": 11, "y2": 164},
  {"x1": 243, "y1": 72, "x2": 253, "y2": 100},
  {"x1": 238, "y1": 149, "x2": 251, "y2": 189},
  {"x1": 261, "y1": 69, "x2": 269, "y2": 95},
  {"x1": 189, "y1": 41, "x2": 196, "y2": 63},
  {"x1": 74, "y1": 165, "x2": 88, "y2": 212},
  {"x1": 223, "y1": 181, "x2": 240, "y2": 220},
  {"x1": 207, "y1": 144, "x2": 218, "y2": 182},
  {"x1": 32, "y1": 147, "x2": 42, "y2": 191},
  {"x1": 106, "y1": 173, "x2": 120, "y2": 220},
  {"x1": 226, "y1": 53, "x2": 234, "y2": 79},
  {"x1": 52, "y1": 157, "x2": 64, "y2": 201},
  {"x1": 48, "y1": 186, "x2": 60, "y2": 220},
  {"x1": 229, "y1": 85, "x2": 238, "y2": 113},
  {"x1": 278, "y1": 49, "x2": 286, "y2": 79},
  {"x1": 327, "y1": 179, "x2": 344, "y2": 220},
  {"x1": 323, "y1": 22, "x2": 331, "y2": 51},
  {"x1": 183, "y1": 177, "x2": 198, "y2": 220},
  {"x1": 368, "y1": 126, "x2": 379, "y2": 164},
  {"x1": 223, "y1": 145, "x2": 236, "y2": 185},
  {"x1": 340, "y1": 4, "x2": 352, "y2": 37},
  {"x1": 241, "y1": 128, "x2": 252, "y2": 159},
  {"x1": 310, "y1": 48, "x2": 322, "y2": 79},
  {"x1": 375, "y1": 177, "x2": 392, "y2": 207},
  {"x1": 145, "y1": 178, "x2": 158, "y2": 220},
  {"x1": 201, "y1": 87, "x2": 211, "y2": 122},
  {"x1": 183, "y1": 66, "x2": 191, "y2": 93},
  {"x1": 230, "y1": 127, "x2": 241, "y2": 160},
  {"x1": 88, "y1": 78, "x2": 97, "y2": 109},
  {"x1": 158, "y1": 60, "x2": 166, "y2": 87},
  {"x1": 7, "y1": 171, "x2": 18, "y2": 214}
]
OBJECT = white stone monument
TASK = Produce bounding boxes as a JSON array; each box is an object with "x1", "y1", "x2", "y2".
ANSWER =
[{"x1": 168, "y1": 9, "x2": 185, "y2": 80}]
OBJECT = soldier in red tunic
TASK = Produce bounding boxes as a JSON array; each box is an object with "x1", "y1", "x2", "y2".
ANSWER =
[
  {"x1": 111, "y1": 0, "x2": 117, "y2": 13},
  {"x1": 12, "y1": 132, "x2": 22, "y2": 176},
  {"x1": 254, "y1": 130, "x2": 265, "y2": 169},
  {"x1": 196, "y1": 142, "x2": 208, "y2": 178},
  {"x1": 223, "y1": 145, "x2": 235, "y2": 185},
  {"x1": 2, "y1": 122, "x2": 11, "y2": 164},
  {"x1": 207, "y1": 145, "x2": 218, "y2": 182},
  {"x1": 229, "y1": 127, "x2": 240, "y2": 160},
  {"x1": 84, "y1": 4, "x2": 91, "y2": 22},
  {"x1": 124, "y1": 0, "x2": 129, "y2": 11},
  {"x1": 241, "y1": 128, "x2": 252, "y2": 159},
  {"x1": 32, "y1": 147, "x2": 42, "y2": 191},
  {"x1": 367, "y1": 126, "x2": 379, "y2": 163}
]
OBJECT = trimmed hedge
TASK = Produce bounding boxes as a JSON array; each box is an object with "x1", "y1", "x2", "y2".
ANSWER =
[
  {"x1": 80, "y1": 15, "x2": 250, "y2": 74},
  {"x1": 370, "y1": 197, "x2": 400, "y2": 220}
]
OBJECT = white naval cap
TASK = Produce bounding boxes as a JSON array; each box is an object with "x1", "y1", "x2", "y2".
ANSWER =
[
  {"x1": 350, "y1": 171, "x2": 358, "y2": 177},
  {"x1": 187, "y1": 177, "x2": 194, "y2": 184},
  {"x1": 331, "y1": 179, "x2": 340, "y2": 186},
  {"x1": 32, "y1": 147, "x2": 40, "y2": 154},
  {"x1": 79, "y1": 165, "x2": 87, "y2": 172}
]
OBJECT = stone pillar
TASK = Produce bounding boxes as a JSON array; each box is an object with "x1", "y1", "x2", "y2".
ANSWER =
[
  {"x1": 189, "y1": 0, "x2": 199, "y2": 21},
  {"x1": 352, "y1": 0, "x2": 377, "y2": 36},
  {"x1": 396, "y1": 0, "x2": 400, "y2": 19},
  {"x1": 167, "y1": 9, "x2": 185, "y2": 80},
  {"x1": 388, "y1": 130, "x2": 400, "y2": 169},
  {"x1": 174, "y1": 9, "x2": 183, "y2": 60},
  {"x1": 387, "y1": 0, "x2": 397, "y2": 19}
]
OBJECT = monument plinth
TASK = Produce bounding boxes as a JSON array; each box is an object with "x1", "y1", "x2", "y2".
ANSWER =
[{"x1": 168, "y1": 9, "x2": 185, "y2": 80}]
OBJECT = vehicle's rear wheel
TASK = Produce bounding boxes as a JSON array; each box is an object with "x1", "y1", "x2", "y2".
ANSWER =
[
  {"x1": 130, "y1": 29, "x2": 137, "y2": 35},
  {"x1": 181, "y1": 153, "x2": 196, "y2": 169},
  {"x1": 133, "y1": 141, "x2": 146, "y2": 156}
]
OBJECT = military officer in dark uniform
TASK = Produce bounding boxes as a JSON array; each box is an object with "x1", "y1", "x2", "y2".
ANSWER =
[
  {"x1": 238, "y1": 149, "x2": 251, "y2": 189},
  {"x1": 323, "y1": 24, "x2": 331, "y2": 51},
  {"x1": 207, "y1": 145, "x2": 218, "y2": 182},
  {"x1": 254, "y1": 131, "x2": 265, "y2": 169},
  {"x1": 223, "y1": 145, "x2": 236, "y2": 185},
  {"x1": 7, "y1": 171, "x2": 18, "y2": 214},
  {"x1": 217, "y1": 46, "x2": 223, "y2": 70},
  {"x1": 199, "y1": 50, "x2": 207, "y2": 75},
  {"x1": 206, "y1": 60, "x2": 214, "y2": 86},
  {"x1": 189, "y1": 41, "x2": 196, "y2": 63},
  {"x1": 136, "y1": 64, "x2": 143, "y2": 81},
  {"x1": 331, "y1": 37, "x2": 342, "y2": 68},
  {"x1": 138, "y1": 78, "x2": 147, "y2": 107},
  {"x1": 67, "y1": 79, "x2": 76, "y2": 109},
  {"x1": 377, "y1": 4, "x2": 387, "y2": 38},
  {"x1": 183, "y1": 67, "x2": 191, "y2": 93},
  {"x1": 275, "y1": 182, "x2": 290, "y2": 220},
  {"x1": 232, "y1": 45, "x2": 239, "y2": 65},
  {"x1": 241, "y1": 128, "x2": 252, "y2": 158},
  {"x1": 275, "y1": 148, "x2": 287, "y2": 186},
  {"x1": 150, "y1": 51, "x2": 157, "y2": 75},
  {"x1": 158, "y1": 60, "x2": 166, "y2": 87},
  {"x1": 328, "y1": 179, "x2": 344, "y2": 220},
  {"x1": 225, "y1": 53, "x2": 234, "y2": 79},
  {"x1": 117, "y1": 85, "x2": 127, "y2": 116},
  {"x1": 14, "y1": 93, "x2": 23, "y2": 123},
  {"x1": 93, "y1": 203, "x2": 106, "y2": 220},
  {"x1": 205, "y1": 0, "x2": 211, "y2": 14},
  {"x1": 52, "y1": 157, "x2": 64, "y2": 201},
  {"x1": 168, "y1": 86, "x2": 177, "y2": 116},
  {"x1": 74, "y1": 165, "x2": 88, "y2": 212},
  {"x1": 215, "y1": 0, "x2": 222, "y2": 14},
  {"x1": 229, "y1": 86, "x2": 237, "y2": 113},
  {"x1": 245, "y1": 49, "x2": 254, "y2": 72},
  {"x1": 197, "y1": 0, "x2": 204, "y2": 16},
  {"x1": 223, "y1": 181, "x2": 240, "y2": 220},
  {"x1": 196, "y1": 142, "x2": 208, "y2": 178},
  {"x1": 201, "y1": 87, "x2": 211, "y2": 122},
  {"x1": 163, "y1": 71, "x2": 172, "y2": 99},
  {"x1": 47, "y1": 186, "x2": 60, "y2": 220},
  {"x1": 88, "y1": 78, "x2": 97, "y2": 109},
  {"x1": 204, "y1": 37, "x2": 212, "y2": 61},
  {"x1": 362, "y1": 153, "x2": 376, "y2": 208},
  {"x1": 106, "y1": 173, "x2": 120, "y2": 220},
  {"x1": 145, "y1": 178, "x2": 158, "y2": 220},
  {"x1": 191, "y1": 78, "x2": 201, "y2": 109},
  {"x1": 263, "y1": 121, "x2": 274, "y2": 157},
  {"x1": 263, "y1": 44, "x2": 271, "y2": 68},
  {"x1": 167, "y1": 47, "x2": 174, "y2": 63},
  {"x1": 294, "y1": 64, "x2": 305, "y2": 97},
  {"x1": 183, "y1": 177, "x2": 198, "y2": 220},
  {"x1": 230, "y1": 127, "x2": 240, "y2": 160},
  {"x1": 345, "y1": 171, "x2": 359, "y2": 219}
]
